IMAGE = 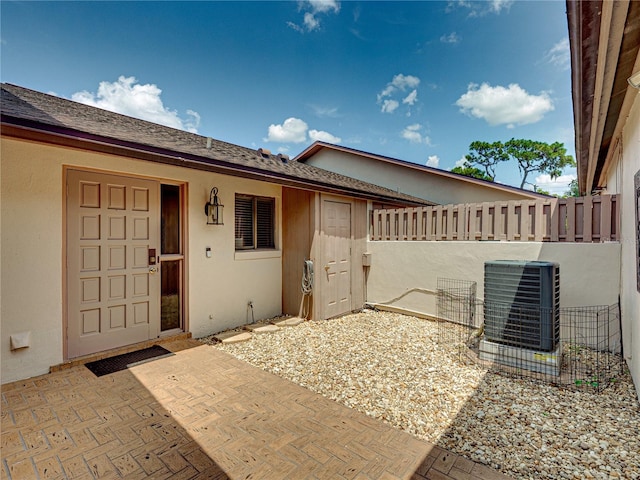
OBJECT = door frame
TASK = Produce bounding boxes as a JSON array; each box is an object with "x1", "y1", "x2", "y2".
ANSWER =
[{"x1": 62, "y1": 166, "x2": 188, "y2": 360}]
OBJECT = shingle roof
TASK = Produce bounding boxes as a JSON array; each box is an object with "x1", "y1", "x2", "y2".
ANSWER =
[{"x1": 1, "y1": 83, "x2": 431, "y2": 206}]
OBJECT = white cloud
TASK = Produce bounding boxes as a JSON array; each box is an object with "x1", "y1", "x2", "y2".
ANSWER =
[
  {"x1": 310, "y1": 104, "x2": 339, "y2": 118},
  {"x1": 402, "y1": 124, "x2": 422, "y2": 143},
  {"x1": 454, "y1": 156, "x2": 467, "y2": 168},
  {"x1": 490, "y1": 0, "x2": 513, "y2": 14},
  {"x1": 448, "y1": 0, "x2": 513, "y2": 16},
  {"x1": 440, "y1": 32, "x2": 460, "y2": 44},
  {"x1": 265, "y1": 117, "x2": 340, "y2": 144},
  {"x1": 381, "y1": 99, "x2": 399, "y2": 114},
  {"x1": 185, "y1": 109, "x2": 201, "y2": 133},
  {"x1": 308, "y1": 0, "x2": 340, "y2": 14},
  {"x1": 401, "y1": 124, "x2": 431, "y2": 145},
  {"x1": 265, "y1": 117, "x2": 309, "y2": 143},
  {"x1": 545, "y1": 38, "x2": 570, "y2": 71},
  {"x1": 303, "y1": 12, "x2": 320, "y2": 31},
  {"x1": 309, "y1": 129, "x2": 341, "y2": 143},
  {"x1": 402, "y1": 89, "x2": 418, "y2": 105},
  {"x1": 378, "y1": 74, "x2": 420, "y2": 100},
  {"x1": 426, "y1": 155, "x2": 440, "y2": 168},
  {"x1": 71, "y1": 76, "x2": 200, "y2": 133},
  {"x1": 377, "y1": 74, "x2": 421, "y2": 114},
  {"x1": 534, "y1": 173, "x2": 576, "y2": 196},
  {"x1": 391, "y1": 73, "x2": 420, "y2": 91},
  {"x1": 378, "y1": 85, "x2": 396, "y2": 99},
  {"x1": 456, "y1": 83, "x2": 554, "y2": 127},
  {"x1": 288, "y1": 0, "x2": 340, "y2": 33}
]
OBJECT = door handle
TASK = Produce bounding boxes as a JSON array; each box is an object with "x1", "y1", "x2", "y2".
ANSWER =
[
  {"x1": 325, "y1": 265, "x2": 330, "y2": 272},
  {"x1": 149, "y1": 266, "x2": 158, "y2": 274}
]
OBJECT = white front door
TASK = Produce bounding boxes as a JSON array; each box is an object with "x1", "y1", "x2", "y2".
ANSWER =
[
  {"x1": 322, "y1": 199, "x2": 352, "y2": 319},
  {"x1": 66, "y1": 170, "x2": 160, "y2": 358}
]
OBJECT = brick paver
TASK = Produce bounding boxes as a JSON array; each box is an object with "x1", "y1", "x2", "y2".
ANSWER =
[{"x1": 1, "y1": 341, "x2": 512, "y2": 479}]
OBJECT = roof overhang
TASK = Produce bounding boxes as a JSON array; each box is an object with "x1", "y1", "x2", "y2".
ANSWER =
[
  {"x1": 1, "y1": 117, "x2": 428, "y2": 207},
  {"x1": 568, "y1": 0, "x2": 640, "y2": 194}
]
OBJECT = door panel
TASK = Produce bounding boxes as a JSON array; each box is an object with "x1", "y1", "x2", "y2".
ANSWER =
[
  {"x1": 67, "y1": 170, "x2": 160, "y2": 358},
  {"x1": 322, "y1": 200, "x2": 352, "y2": 319}
]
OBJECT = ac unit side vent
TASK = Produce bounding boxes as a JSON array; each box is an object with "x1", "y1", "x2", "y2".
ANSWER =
[{"x1": 484, "y1": 260, "x2": 560, "y2": 352}]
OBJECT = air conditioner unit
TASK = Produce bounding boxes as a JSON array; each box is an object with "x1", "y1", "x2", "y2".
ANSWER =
[{"x1": 483, "y1": 260, "x2": 560, "y2": 352}]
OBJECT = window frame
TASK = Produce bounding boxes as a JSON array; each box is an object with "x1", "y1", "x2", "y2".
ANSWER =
[{"x1": 235, "y1": 194, "x2": 276, "y2": 251}]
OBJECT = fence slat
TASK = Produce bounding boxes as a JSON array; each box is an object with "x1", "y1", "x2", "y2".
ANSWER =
[
  {"x1": 481, "y1": 203, "x2": 490, "y2": 240},
  {"x1": 566, "y1": 197, "x2": 576, "y2": 241},
  {"x1": 418, "y1": 207, "x2": 427, "y2": 240},
  {"x1": 533, "y1": 200, "x2": 543, "y2": 241},
  {"x1": 372, "y1": 210, "x2": 380, "y2": 240},
  {"x1": 520, "y1": 203, "x2": 530, "y2": 241},
  {"x1": 600, "y1": 195, "x2": 612, "y2": 241},
  {"x1": 583, "y1": 196, "x2": 593, "y2": 242},
  {"x1": 433, "y1": 206, "x2": 441, "y2": 241},
  {"x1": 422, "y1": 207, "x2": 429, "y2": 240},
  {"x1": 549, "y1": 198, "x2": 559, "y2": 242}
]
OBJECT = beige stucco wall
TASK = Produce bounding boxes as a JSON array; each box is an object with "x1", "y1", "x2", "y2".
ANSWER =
[
  {"x1": 604, "y1": 90, "x2": 640, "y2": 398},
  {"x1": 304, "y1": 149, "x2": 539, "y2": 204},
  {"x1": 366, "y1": 240, "x2": 621, "y2": 326},
  {"x1": 1, "y1": 137, "x2": 283, "y2": 383}
]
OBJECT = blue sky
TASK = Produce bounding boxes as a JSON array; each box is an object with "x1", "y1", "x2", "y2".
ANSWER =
[{"x1": 1, "y1": 0, "x2": 575, "y2": 194}]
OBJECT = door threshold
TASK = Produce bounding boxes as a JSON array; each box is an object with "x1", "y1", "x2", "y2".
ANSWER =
[{"x1": 51, "y1": 332, "x2": 196, "y2": 373}]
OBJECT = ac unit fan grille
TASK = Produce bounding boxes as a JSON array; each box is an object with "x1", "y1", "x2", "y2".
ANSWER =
[{"x1": 484, "y1": 261, "x2": 559, "y2": 352}]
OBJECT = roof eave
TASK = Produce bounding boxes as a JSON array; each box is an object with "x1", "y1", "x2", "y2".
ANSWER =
[
  {"x1": 1, "y1": 117, "x2": 428, "y2": 207},
  {"x1": 568, "y1": 0, "x2": 640, "y2": 195}
]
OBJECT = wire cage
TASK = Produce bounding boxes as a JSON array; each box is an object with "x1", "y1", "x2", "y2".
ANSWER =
[
  {"x1": 436, "y1": 278, "x2": 480, "y2": 358},
  {"x1": 436, "y1": 278, "x2": 625, "y2": 393},
  {"x1": 561, "y1": 304, "x2": 624, "y2": 391}
]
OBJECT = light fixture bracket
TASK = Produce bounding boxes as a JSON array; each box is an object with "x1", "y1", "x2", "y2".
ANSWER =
[{"x1": 628, "y1": 70, "x2": 640, "y2": 89}]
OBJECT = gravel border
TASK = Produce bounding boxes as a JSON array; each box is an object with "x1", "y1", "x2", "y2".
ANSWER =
[{"x1": 200, "y1": 310, "x2": 640, "y2": 480}]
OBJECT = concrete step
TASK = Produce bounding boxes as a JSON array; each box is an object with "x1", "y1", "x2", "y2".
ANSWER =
[
  {"x1": 245, "y1": 324, "x2": 280, "y2": 334},
  {"x1": 272, "y1": 317, "x2": 305, "y2": 327},
  {"x1": 214, "y1": 331, "x2": 252, "y2": 344}
]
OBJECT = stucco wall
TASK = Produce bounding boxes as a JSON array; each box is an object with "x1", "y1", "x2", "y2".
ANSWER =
[
  {"x1": 304, "y1": 149, "x2": 539, "y2": 204},
  {"x1": 366, "y1": 240, "x2": 621, "y2": 323},
  {"x1": 1, "y1": 138, "x2": 283, "y2": 383},
  {"x1": 620, "y1": 92, "x2": 640, "y2": 397}
]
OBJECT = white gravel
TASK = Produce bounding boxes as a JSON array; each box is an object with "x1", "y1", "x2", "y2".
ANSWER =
[{"x1": 200, "y1": 309, "x2": 640, "y2": 480}]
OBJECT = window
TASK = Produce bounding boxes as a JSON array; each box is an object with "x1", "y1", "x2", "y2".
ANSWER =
[
  {"x1": 235, "y1": 194, "x2": 275, "y2": 250},
  {"x1": 160, "y1": 184, "x2": 183, "y2": 331}
]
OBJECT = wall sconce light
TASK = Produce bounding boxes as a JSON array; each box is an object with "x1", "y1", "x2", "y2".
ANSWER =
[
  {"x1": 628, "y1": 71, "x2": 640, "y2": 89},
  {"x1": 204, "y1": 187, "x2": 224, "y2": 225}
]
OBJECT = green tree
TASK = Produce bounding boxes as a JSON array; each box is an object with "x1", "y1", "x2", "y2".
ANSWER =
[
  {"x1": 451, "y1": 164, "x2": 493, "y2": 181},
  {"x1": 563, "y1": 178, "x2": 580, "y2": 197},
  {"x1": 533, "y1": 187, "x2": 551, "y2": 196},
  {"x1": 463, "y1": 139, "x2": 575, "y2": 190},
  {"x1": 504, "y1": 138, "x2": 575, "y2": 190},
  {"x1": 464, "y1": 141, "x2": 508, "y2": 181}
]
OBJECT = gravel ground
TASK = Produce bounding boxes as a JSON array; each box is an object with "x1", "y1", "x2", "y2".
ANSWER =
[{"x1": 200, "y1": 309, "x2": 640, "y2": 480}]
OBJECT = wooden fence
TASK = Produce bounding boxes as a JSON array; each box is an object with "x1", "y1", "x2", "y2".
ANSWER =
[{"x1": 370, "y1": 195, "x2": 618, "y2": 243}]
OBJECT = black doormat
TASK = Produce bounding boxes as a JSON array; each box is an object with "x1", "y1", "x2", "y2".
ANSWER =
[{"x1": 85, "y1": 345, "x2": 173, "y2": 377}]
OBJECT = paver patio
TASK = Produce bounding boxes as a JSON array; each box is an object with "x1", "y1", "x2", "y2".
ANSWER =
[{"x1": 1, "y1": 339, "x2": 511, "y2": 479}]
